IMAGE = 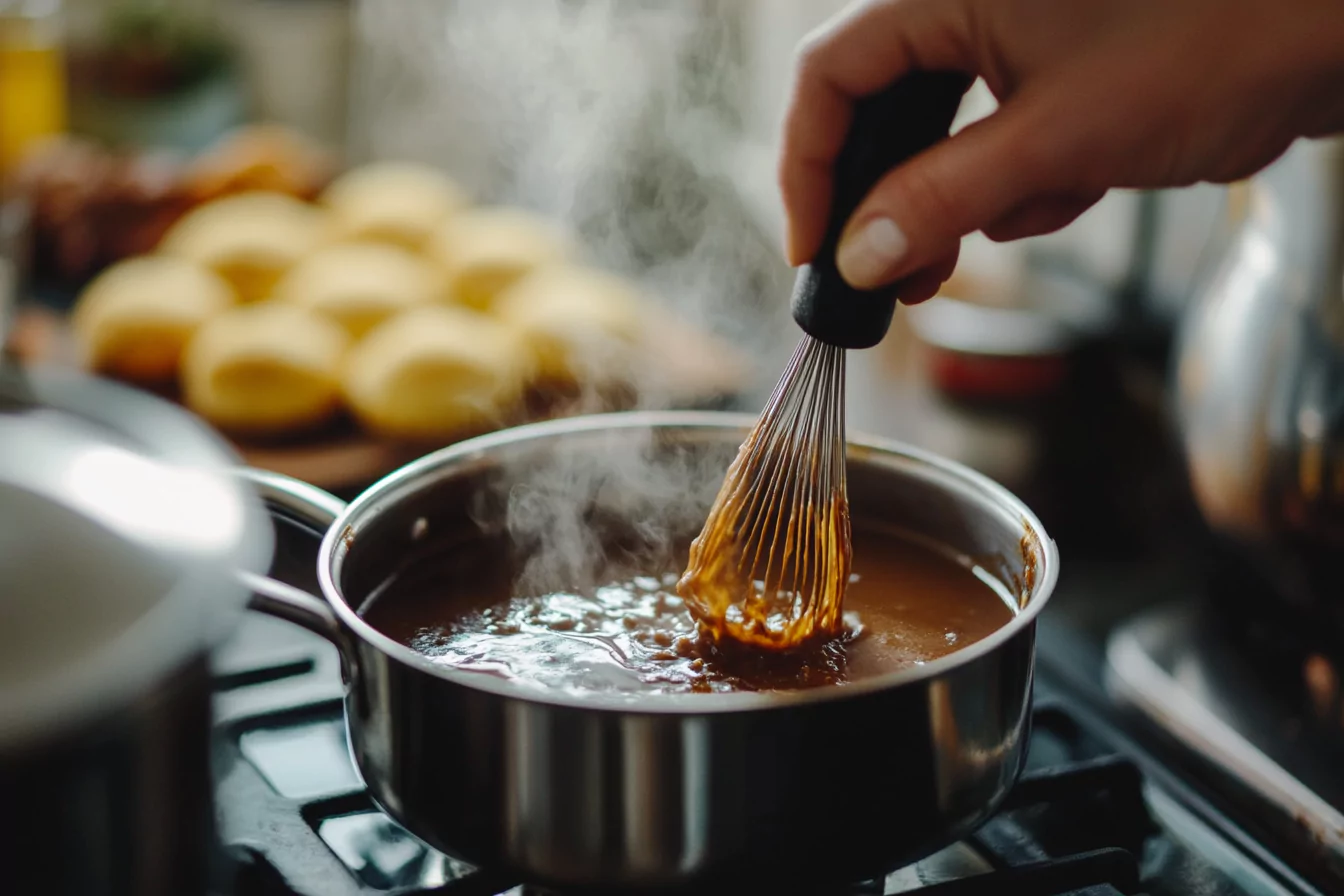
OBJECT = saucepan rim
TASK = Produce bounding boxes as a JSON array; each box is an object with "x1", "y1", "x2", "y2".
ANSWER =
[{"x1": 317, "y1": 410, "x2": 1059, "y2": 713}]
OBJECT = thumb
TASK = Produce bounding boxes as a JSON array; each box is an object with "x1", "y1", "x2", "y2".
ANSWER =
[{"x1": 835, "y1": 100, "x2": 1057, "y2": 289}]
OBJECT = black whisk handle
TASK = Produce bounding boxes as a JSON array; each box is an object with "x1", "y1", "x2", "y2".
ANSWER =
[{"x1": 791, "y1": 70, "x2": 971, "y2": 350}]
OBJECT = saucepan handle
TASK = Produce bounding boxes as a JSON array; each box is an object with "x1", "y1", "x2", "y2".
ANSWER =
[
  {"x1": 233, "y1": 467, "x2": 348, "y2": 646},
  {"x1": 238, "y1": 570, "x2": 342, "y2": 643}
]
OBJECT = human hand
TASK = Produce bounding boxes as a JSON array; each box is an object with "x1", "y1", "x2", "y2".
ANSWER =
[{"x1": 778, "y1": 0, "x2": 1344, "y2": 303}]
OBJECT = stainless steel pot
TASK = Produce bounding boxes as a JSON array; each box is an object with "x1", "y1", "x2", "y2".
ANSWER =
[
  {"x1": 242, "y1": 410, "x2": 1059, "y2": 891},
  {"x1": 0, "y1": 364, "x2": 274, "y2": 896}
]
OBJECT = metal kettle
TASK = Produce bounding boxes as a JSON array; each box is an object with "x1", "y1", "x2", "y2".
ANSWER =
[{"x1": 1175, "y1": 136, "x2": 1344, "y2": 561}]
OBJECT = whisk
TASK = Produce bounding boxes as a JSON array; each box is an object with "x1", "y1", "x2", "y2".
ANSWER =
[{"x1": 679, "y1": 72, "x2": 970, "y2": 651}]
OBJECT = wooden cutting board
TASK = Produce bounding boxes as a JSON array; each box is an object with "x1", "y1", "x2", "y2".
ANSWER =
[{"x1": 7, "y1": 302, "x2": 754, "y2": 492}]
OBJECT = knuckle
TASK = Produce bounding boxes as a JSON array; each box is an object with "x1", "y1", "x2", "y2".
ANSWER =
[
  {"x1": 1006, "y1": 92, "x2": 1105, "y2": 193},
  {"x1": 792, "y1": 32, "x2": 831, "y2": 83},
  {"x1": 1002, "y1": 108, "x2": 1065, "y2": 190},
  {"x1": 1009, "y1": 131, "x2": 1056, "y2": 188},
  {"x1": 893, "y1": 166, "x2": 963, "y2": 239},
  {"x1": 1066, "y1": 122, "x2": 1122, "y2": 193}
]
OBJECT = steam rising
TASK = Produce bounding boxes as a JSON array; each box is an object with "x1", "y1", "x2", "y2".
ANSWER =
[
  {"x1": 500, "y1": 426, "x2": 742, "y2": 596},
  {"x1": 351, "y1": 1, "x2": 799, "y2": 590}
]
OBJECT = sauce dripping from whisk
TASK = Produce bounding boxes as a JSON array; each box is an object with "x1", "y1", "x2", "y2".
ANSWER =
[{"x1": 678, "y1": 337, "x2": 853, "y2": 650}]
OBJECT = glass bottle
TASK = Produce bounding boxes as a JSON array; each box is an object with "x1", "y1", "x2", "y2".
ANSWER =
[{"x1": 0, "y1": 0, "x2": 68, "y2": 177}]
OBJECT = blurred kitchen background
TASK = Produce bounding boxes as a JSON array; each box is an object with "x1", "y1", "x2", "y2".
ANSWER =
[{"x1": 0, "y1": 6, "x2": 1222, "y2": 419}]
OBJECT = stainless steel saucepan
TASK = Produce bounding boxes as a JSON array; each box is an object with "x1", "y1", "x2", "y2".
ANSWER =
[{"x1": 242, "y1": 410, "x2": 1059, "y2": 892}]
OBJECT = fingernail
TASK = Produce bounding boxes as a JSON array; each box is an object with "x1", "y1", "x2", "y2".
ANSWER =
[{"x1": 836, "y1": 217, "x2": 907, "y2": 288}]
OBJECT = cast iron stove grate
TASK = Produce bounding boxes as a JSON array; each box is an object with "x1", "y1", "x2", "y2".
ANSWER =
[{"x1": 212, "y1": 614, "x2": 1317, "y2": 896}]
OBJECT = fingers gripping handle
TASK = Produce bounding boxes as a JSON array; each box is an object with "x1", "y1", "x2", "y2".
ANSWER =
[{"x1": 791, "y1": 71, "x2": 971, "y2": 349}]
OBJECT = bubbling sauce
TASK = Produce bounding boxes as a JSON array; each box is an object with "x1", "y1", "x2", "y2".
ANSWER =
[{"x1": 361, "y1": 527, "x2": 1017, "y2": 695}]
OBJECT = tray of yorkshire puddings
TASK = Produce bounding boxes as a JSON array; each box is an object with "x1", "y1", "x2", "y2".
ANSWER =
[{"x1": 8, "y1": 126, "x2": 750, "y2": 491}]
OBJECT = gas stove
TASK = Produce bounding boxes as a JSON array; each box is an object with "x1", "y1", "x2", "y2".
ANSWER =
[{"x1": 208, "y1": 604, "x2": 1330, "y2": 896}]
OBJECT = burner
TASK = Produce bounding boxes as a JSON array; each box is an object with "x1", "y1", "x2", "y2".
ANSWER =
[
  {"x1": 212, "y1": 612, "x2": 1322, "y2": 896},
  {"x1": 1107, "y1": 604, "x2": 1344, "y2": 893},
  {"x1": 1202, "y1": 537, "x2": 1344, "y2": 717}
]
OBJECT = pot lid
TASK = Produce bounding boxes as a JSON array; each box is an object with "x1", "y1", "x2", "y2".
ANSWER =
[{"x1": 0, "y1": 363, "x2": 273, "y2": 751}]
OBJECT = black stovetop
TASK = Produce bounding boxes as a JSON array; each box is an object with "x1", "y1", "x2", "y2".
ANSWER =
[{"x1": 208, "y1": 606, "x2": 1327, "y2": 896}]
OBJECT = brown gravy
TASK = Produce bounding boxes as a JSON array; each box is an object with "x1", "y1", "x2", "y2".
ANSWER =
[{"x1": 360, "y1": 527, "x2": 1015, "y2": 695}]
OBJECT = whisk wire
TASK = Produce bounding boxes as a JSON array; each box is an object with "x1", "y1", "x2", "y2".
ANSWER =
[{"x1": 678, "y1": 335, "x2": 853, "y2": 649}]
